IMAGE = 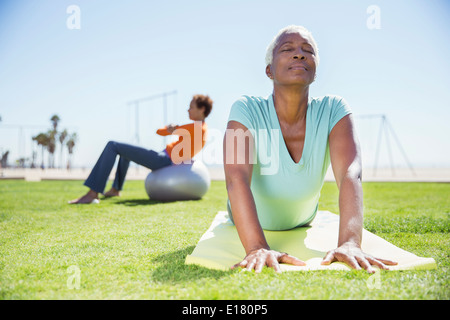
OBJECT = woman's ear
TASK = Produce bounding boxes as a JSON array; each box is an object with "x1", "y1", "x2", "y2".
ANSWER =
[
  {"x1": 198, "y1": 105, "x2": 206, "y2": 117},
  {"x1": 265, "y1": 65, "x2": 273, "y2": 79}
]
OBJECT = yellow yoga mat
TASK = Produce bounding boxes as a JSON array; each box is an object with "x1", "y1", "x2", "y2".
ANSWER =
[{"x1": 185, "y1": 211, "x2": 437, "y2": 271}]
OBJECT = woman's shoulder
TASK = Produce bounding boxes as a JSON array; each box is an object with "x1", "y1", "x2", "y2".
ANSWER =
[
  {"x1": 234, "y1": 95, "x2": 270, "y2": 107},
  {"x1": 310, "y1": 95, "x2": 352, "y2": 131},
  {"x1": 310, "y1": 94, "x2": 351, "y2": 114},
  {"x1": 310, "y1": 94, "x2": 346, "y2": 106},
  {"x1": 231, "y1": 95, "x2": 271, "y2": 117},
  {"x1": 229, "y1": 95, "x2": 272, "y2": 129}
]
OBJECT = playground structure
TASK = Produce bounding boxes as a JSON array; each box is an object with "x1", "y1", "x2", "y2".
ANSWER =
[
  {"x1": 127, "y1": 90, "x2": 177, "y2": 147},
  {"x1": 355, "y1": 114, "x2": 416, "y2": 178}
]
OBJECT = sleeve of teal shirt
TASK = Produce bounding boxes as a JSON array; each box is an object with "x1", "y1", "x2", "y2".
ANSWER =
[
  {"x1": 227, "y1": 96, "x2": 255, "y2": 132},
  {"x1": 328, "y1": 96, "x2": 352, "y2": 134}
]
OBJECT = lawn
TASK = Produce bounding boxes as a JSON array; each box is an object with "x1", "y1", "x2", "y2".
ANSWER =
[{"x1": 0, "y1": 179, "x2": 448, "y2": 300}]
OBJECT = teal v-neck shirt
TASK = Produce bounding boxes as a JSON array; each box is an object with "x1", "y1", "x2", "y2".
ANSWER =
[{"x1": 227, "y1": 94, "x2": 352, "y2": 231}]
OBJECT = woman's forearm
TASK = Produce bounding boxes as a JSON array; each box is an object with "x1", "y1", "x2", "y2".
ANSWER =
[
  {"x1": 228, "y1": 176, "x2": 307, "y2": 272},
  {"x1": 226, "y1": 177, "x2": 269, "y2": 254},
  {"x1": 337, "y1": 173, "x2": 363, "y2": 247}
]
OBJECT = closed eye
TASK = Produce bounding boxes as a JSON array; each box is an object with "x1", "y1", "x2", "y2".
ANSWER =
[{"x1": 303, "y1": 46, "x2": 315, "y2": 54}]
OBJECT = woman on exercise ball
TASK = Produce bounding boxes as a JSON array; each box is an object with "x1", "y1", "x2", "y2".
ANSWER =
[
  {"x1": 69, "y1": 94, "x2": 213, "y2": 204},
  {"x1": 223, "y1": 25, "x2": 397, "y2": 273}
]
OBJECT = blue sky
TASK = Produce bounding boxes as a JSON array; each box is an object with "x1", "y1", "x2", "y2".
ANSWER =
[{"x1": 1, "y1": 0, "x2": 449, "y2": 169}]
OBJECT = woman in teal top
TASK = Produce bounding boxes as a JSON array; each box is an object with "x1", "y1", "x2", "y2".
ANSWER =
[
  {"x1": 227, "y1": 94, "x2": 351, "y2": 231},
  {"x1": 224, "y1": 25, "x2": 397, "y2": 273}
]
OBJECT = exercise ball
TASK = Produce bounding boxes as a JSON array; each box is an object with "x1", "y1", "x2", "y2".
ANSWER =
[{"x1": 145, "y1": 160, "x2": 211, "y2": 201}]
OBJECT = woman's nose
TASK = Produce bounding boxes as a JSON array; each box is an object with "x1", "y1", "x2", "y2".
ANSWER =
[
  {"x1": 293, "y1": 48, "x2": 306, "y2": 60},
  {"x1": 293, "y1": 53, "x2": 306, "y2": 60}
]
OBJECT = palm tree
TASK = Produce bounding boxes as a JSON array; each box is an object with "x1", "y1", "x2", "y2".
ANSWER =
[
  {"x1": 16, "y1": 157, "x2": 27, "y2": 168},
  {"x1": 49, "y1": 115, "x2": 60, "y2": 169},
  {"x1": 32, "y1": 133, "x2": 49, "y2": 169},
  {"x1": 31, "y1": 150, "x2": 37, "y2": 168},
  {"x1": 47, "y1": 129, "x2": 57, "y2": 168},
  {"x1": 59, "y1": 129, "x2": 68, "y2": 169},
  {"x1": 66, "y1": 133, "x2": 77, "y2": 170},
  {"x1": 50, "y1": 114, "x2": 60, "y2": 131}
]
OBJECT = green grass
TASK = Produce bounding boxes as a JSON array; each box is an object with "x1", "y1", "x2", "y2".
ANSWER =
[{"x1": 0, "y1": 179, "x2": 449, "y2": 299}]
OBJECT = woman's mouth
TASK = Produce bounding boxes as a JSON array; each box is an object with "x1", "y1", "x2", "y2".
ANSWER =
[{"x1": 289, "y1": 63, "x2": 308, "y2": 71}]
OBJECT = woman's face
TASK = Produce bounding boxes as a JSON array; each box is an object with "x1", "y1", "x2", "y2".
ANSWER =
[
  {"x1": 266, "y1": 32, "x2": 317, "y2": 87},
  {"x1": 188, "y1": 99, "x2": 205, "y2": 121}
]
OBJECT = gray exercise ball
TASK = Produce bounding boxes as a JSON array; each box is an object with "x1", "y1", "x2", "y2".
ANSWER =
[{"x1": 145, "y1": 160, "x2": 211, "y2": 201}]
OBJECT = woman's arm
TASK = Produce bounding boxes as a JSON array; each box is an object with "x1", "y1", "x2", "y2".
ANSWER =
[
  {"x1": 224, "y1": 121, "x2": 267, "y2": 253},
  {"x1": 157, "y1": 123, "x2": 200, "y2": 137},
  {"x1": 156, "y1": 124, "x2": 178, "y2": 136},
  {"x1": 322, "y1": 114, "x2": 397, "y2": 272},
  {"x1": 224, "y1": 120, "x2": 305, "y2": 273}
]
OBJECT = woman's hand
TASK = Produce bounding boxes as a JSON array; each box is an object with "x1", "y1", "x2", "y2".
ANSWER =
[
  {"x1": 232, "y1": 248, "x2": 306, "y2": 273},
  {"x1": 166, "y1": 124, "x2": 178, "y2": 134},
  {"x1": 321, "y1": 242, "x2": 397, "y2": 273}
]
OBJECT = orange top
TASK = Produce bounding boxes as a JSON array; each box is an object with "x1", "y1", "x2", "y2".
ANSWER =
[{"x1": 156, "y1": 121, "x2": 208, "y2": 163}]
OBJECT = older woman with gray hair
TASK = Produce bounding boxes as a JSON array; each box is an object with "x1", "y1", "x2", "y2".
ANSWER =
[{"x1": 224, "y1": 25, "x2": 397, "y2": 273}]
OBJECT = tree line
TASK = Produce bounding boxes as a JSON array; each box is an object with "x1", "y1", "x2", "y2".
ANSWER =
[{"x1": 31, "y1": 114, "x2": 77, "y2": 169}]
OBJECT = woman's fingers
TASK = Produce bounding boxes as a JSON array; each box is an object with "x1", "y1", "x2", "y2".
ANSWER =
[
  {"x1": 232, "y1": 259, "x2": 248, "y2": 270},
  {"x1": 321, "y1": 250, "x2": 335, "y2": 265},
  {"x1": 374, "y1": 257, "x2": 398, "y2": 266},
  {"x1": 342, "y1": 255, "x2": 361, "y2": 270},
  {"x1": 366, "y1": 257, "x2": 389, "y2": 270},
  {"x1": 279, "y1": 253, "x2": 306, "y2": 266},
  {"x1": 231, "y1": 249, "x2": 305, "y2": 273},
  {"x1": 254, "y1": 257, "x2": 265, "y2": 273},
  {"x1": 355, "y1": 256, "x2": 374, "y2": 273},
  {"x1": 321, "y1": 246, "x2": 398, "y2": 272},
  {"x1": 245, "y1": 260, "x2": 256, "y2": 272},
  {"x1": 266, "y1": 254, "x2": 282, "y2": 273},
  {"x1": 366, "y1": 256, "x2": 398, "y2": 270}
]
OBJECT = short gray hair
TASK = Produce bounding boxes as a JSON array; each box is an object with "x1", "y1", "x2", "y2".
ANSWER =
[{"x1": 265, "y1": 25, "x2": 320, "y2": 66}]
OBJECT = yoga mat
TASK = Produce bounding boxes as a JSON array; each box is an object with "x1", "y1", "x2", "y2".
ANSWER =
[{"x1": 185, "y1": 211, "x2": 436, "y2": 271}]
